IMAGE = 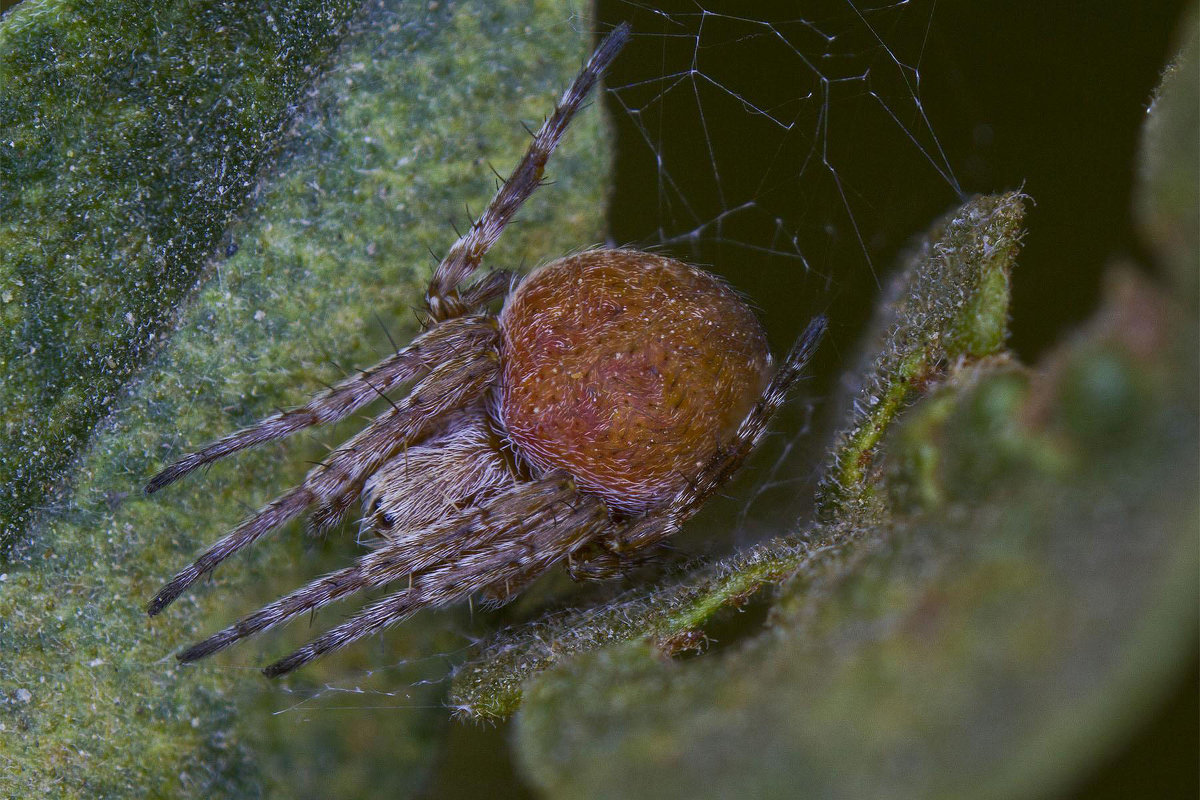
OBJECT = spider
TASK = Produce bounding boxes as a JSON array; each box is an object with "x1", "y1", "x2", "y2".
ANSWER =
[{"x1": 145, "y1": 22, "x2": 826, "y2": 677}]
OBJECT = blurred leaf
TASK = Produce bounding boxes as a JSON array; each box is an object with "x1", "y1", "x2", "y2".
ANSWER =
[
  {"x1": 1134, "y1": 7, "x2": 1198, "y2": 304},
  {"x1": 0, "y1": 1, "x2": 610, "y2": 796}
]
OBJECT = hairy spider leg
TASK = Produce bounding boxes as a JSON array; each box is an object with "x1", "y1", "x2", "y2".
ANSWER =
[
  {"x1": 669, "y1": 314, "x2": 828, "y2": 523},
  {"x1": 148, "y1": 24, "x2": 639, "y2": 669},
  {"x1": 570, "y1": 315, "x2": 828, "y2": 574},
  {"x1": 455, "y1": 268, "x2": 516, "y2": 314},
  {"x1": 175, "y1": 476, "x2": 608, "y2": 672},
  {"x1": 424, "y1": 22, "x2": 631, "y2": 320},
  {"x1": 263, "y1": 483, "x2": 609, "y2": 676},
  {"x1": 145, "y1": 315, "x2": 497, "y2": 494},
  {"x1": 147, "y1": 342, "x2": 499, "y2": 615},
  {"x1": 303, "y1": 355, "x2": 509, "y2": 537},
  {"x1": 361, "y1": 406, "x2": 516, "y2": 540},
  {"x1": 177, "y1": 478, "x2": 576, "y2": 661},
  {"x1": 301, "y1": 349, "x2": 498, "y2": 507}
]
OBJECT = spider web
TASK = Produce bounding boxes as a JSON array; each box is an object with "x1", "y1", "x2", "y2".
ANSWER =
[
  {"x1": 603, "y1": 0, "x2": 961, "y2": 280},
  {"x1": 266, "y1": 0, "x2": 964, "y2": 751},
  {"x1": 598, "y1": 0, "x2": 964, "y2": 547}
]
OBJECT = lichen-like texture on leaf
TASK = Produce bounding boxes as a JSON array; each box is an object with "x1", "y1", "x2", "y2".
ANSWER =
[
  {"x1": 0, "y1": 0, "x2": 362, "y2": 553},
  {"x1": 815, "y1": 191, "x2": 1024, "y2": 516},
  {"x1": 0, "y1": 1, "x2": 610, "y2": 796}
]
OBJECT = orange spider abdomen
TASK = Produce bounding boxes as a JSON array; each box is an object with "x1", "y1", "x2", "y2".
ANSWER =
[{"x1": 499, "y1": 249, "x2": 771, "y2": 514}]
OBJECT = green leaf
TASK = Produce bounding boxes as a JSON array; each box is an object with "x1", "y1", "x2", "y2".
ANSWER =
[
  {"x1": 0, "y1": 1, "x2": 611, "y2": 796},
  {"x1": 815, "y1": 192, "x2": 1026, "y2": 517},
  {"x1": 0, "y1": 0, "x2": 361, "y2": 552}
]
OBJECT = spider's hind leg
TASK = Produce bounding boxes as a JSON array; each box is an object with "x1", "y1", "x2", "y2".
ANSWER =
[{"x1": 563, "y1": 315, "x2": 829, "y2": 584}]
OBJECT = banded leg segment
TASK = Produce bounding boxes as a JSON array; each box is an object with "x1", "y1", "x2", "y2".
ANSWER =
[
  {"x1": 263, "y1": 484, "x2": 608, "y2": 676},
  {"x1": 146, "y1": 316, "x2": 497, "y2": 494},
  {"x1": 147, "y1": 343, "x2": 500, "y2": 615},
  {"x1": 424, "y1": 23, "x2": 631, "y2": 319},
  {"x1": 175, "y1": 476, "x2": 607, "y2": 671}
]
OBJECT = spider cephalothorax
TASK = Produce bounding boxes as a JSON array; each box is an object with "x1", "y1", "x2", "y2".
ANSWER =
[{"x1": 145, "y1": 23, "x2": 826, "y2": 677}]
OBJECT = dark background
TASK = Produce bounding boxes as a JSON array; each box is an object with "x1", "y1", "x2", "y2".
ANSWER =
[{"x1": 600, "y1": 0, "x2": 1191, "y2": 362}]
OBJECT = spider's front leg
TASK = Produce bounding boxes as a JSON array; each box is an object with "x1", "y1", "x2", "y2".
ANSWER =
[
  {"x1": 423, "y1": 267, "x2": 514, "y2": 324},
  {"x1": 422, "y1": 23, "x2": 631, "y2": 323},
  {"x1": 144, "y1": 314, "x2": 497, "y2": 494},
  {"x1": 146, "y1": 338, "x2": 500, "y2": 615}
]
